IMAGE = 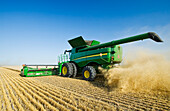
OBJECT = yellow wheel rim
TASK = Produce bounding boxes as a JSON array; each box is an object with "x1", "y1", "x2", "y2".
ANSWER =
[
  {"x1": 84, "y1": 70, "x2": 90, "y2": 78},
  {"x1": 62, "y1": 66, "x2": 67, "y2": 75}
]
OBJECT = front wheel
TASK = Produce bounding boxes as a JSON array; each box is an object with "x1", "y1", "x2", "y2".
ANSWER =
[
  {"x1": 82, "y1": 66, "x2": 96, "y2": 81},
  {"x1": 70, "y1": 63, "x2": 77, "y2": 78},
  {"x1": 61, "y1": 63, "x2": 73, "y2": 77}
]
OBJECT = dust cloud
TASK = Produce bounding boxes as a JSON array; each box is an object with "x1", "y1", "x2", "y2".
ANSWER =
[{"x1": 100, "y1": 49, "x2": 170, "y2": 96}]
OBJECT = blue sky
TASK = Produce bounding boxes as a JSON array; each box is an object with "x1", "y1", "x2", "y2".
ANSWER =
[{"x1": 0, "y1": 0, "x2": 170, "y2": 65}]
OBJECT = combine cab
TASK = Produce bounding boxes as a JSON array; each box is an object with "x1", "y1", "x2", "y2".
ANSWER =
[{"x1": 21, "y1": 32, "x2": 163, "y2": 80}]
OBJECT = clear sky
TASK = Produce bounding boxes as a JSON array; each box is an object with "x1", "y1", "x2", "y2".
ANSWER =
[{"x1": 0, "y1": 0, "x2": 170, "y2": 65}]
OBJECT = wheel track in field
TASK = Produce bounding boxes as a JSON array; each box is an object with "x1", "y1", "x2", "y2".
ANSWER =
[
  {"x1": 0, "y1": 67, "x2": 117, "y2": 110},
  {"x1": 1, "y1": 67, "x2": 170, "y2": 110}
]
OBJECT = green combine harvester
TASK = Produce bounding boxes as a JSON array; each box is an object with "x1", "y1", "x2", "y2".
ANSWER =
[{"x1": 21, "y1": 32, "x2": 163, "y2": 80}]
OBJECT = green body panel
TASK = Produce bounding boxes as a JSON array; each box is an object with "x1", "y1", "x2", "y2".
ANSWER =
[
  {"x1": 91, "y1": 40, "x2": 100, "y2": 46},
  {"x1": 113, "y1": 45, "x2": 122, "y2": 62},
  {"x1": 70, "y1": 45, "x2": 122, "y2": 68},
  {"x1": 70, "y1": 48, "x2": 110, "y2": 67},
  {"x1": 58, "y1": 62, "x2": 67, "y2": 75},
  {"x1": 25, "y1": 70, "x2": 55, "y2": 77}
]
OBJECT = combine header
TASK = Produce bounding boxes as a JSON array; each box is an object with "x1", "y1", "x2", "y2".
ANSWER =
[
  {"x1": 21, "y1": 32, "x2": 163, "y2": 80},
  {"x1": 21, "y1": 65, "x2": 58, "y2": 77}
]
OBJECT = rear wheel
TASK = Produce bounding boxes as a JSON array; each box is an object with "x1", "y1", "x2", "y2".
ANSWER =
[
  {"x1": 82, "y1": 66, "x2": 96, "y2": 81},
  {"x1": 70, "y1": 63, "x2": 77, "y2": 77},
  {"x1": 61, "y1": 63, "x2": 73, "y2": 77}
]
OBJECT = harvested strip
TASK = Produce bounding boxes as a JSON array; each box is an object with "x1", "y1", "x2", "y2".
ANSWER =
[
  {"x1": 16, "y1": 78, "x2": 78, "y2": 111},
  {"x1": 2, "y1": 71, "x2": 38, "y2": 111},
  {"x1": 1, "y1": 73, "x2": 24, "y2": 111},
  {"x1": 0, "y1": 74, "x2": 13, "y2": 111},
  {"x1": 5, "y1": 74, "x2": 58, "y2": 111},
  {"x1": 14, "y1": 78, "x2": 68, "y2": 111},
  {"x1": 25, "y1": 78, "x2": 116, "y2": 110}
]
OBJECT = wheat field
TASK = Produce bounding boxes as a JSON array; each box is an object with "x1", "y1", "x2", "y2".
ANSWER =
[{"x1": 0, "y1": 67, "x2": 169, "y2": 111}]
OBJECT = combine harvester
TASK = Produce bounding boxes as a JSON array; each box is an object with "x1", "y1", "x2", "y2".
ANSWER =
[{"x1": 21, "y1": 32, "x2": 163, "y2": 80}]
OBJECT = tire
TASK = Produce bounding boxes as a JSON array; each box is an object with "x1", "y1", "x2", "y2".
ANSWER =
[
  {"x1": 70, "y1": 63, "x2": 77, "y2": 78},
  {"x1": 82, "y1": 66, "x2": 96, "y2": 81},
  {"x1": 20, "y1": 71, "x2": 25, "y2": 77},
  {"x1": 61, "y1": 63, "x2": 73, "y2": 77}
]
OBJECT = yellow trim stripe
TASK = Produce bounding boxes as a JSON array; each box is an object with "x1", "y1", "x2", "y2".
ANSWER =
[{"x1": 73, "y1": 53, "x2": 107, "y2": 61}]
